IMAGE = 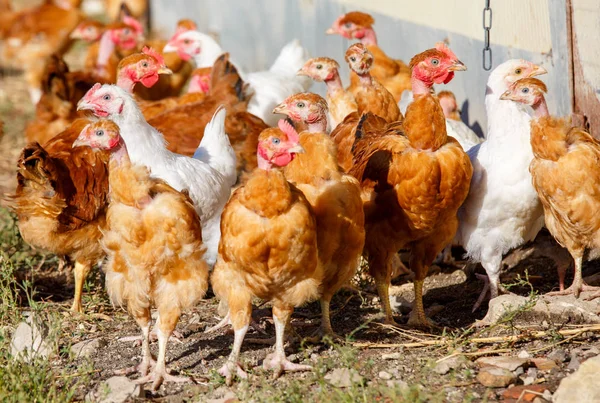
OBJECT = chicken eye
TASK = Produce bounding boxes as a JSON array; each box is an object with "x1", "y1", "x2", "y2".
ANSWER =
[
  {"x1": 103, "y1": 94, "x2": 111, "y2": 100},
  {"x1": 344, "y1": 23, "x2": 352, "y2": 28},
  {"x1": 431, "y1": 58, "x2": 440, "y2": 66},
  {"x1": 272, "y1": 137, "x2": 281, "y2": 145},
  {"x1": 350, "y1": 56, "x2": 356, "y2": 62},
  {"x1": 141, "y1": 61, "x2": 148, "y2": 68},
  {"x1": 86, "y1": 27, "x2": 93, "y2": 32},
  {"x1": 122, "y1": 28, "x2": 130, "y2": 35},
  {"x1": 521, "y1": 88, "x2": 530, "y2": 93},
  {"x1": 95, "y1": 130, "x2": 104, "y2": 137},
  {"x1": 316, "y1": 64, "x2": 322, "y2": 70},
  {"x1": 515, "y1": 68, "x2": 522, "y2": 74},
  {"x1": 184, "y1": 39, "x2": 191, "y2": 45},
  {"x1": 296, "y1": 102, "x2": 305, "y2": 108}
]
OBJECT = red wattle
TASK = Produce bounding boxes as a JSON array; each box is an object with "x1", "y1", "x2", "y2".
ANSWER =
[
  {"x1": 443, "y1": 71, "x2": 455, "y2": 84},
  {"x1": 177, "y1": 49, "x2": 191, "y2": 61},
  {"x1": 273, "y1": 153, "x2": 293, "y2": 167},
  {"x1": 140, "y1": 73, "x2": 159, "y2": 88}
]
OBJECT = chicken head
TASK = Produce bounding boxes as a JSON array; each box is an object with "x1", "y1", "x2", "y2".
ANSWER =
[
  {"x1": 409, "y1": 43, "x2": 466, "y2": 91},
  {"x1": 257, "y1": 120, "x2": 304, "y2": 170},
  {"x1": 326, "y1": 11, "x2": 375, "y2": 40},
  {"x1": 273, "y1": 93, "x2": 328, "y2": 132},
  {"x1": 345, "y1": 43, "x2": 374, "y2": 75},
  {"x1": 70, "y1": 20, "x2": 105, "y2": 42},
  {"x1": 163, "y1": 30, "x2": 201, "y2": 61},
  {"x1": 117, "y1": 47, "x2": 173, "y2": 89},
  {"x1": 297, "y1": 57, "x2": 340, "y2": 82},
  {"x1": 500, "y1": 78, "x2": 548, "y2": 106},
  {"x1": 78, "y1": 83, "x2": 126, "y2": 118},
  {"x1": 73, "y1": 120, "x2": 121, "y2": 150}
]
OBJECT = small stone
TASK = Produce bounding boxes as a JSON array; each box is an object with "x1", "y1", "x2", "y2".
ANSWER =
[
  {"x1": 477, "y1": 367, "x2": 516, "y2": 388},
  {"x1": 547, "y1": 349, "x2": 567, "y2": 363},
  {"x1": 70, "y1": 338, "x2": 107, "y2": 358},
  {"x1": 527, "y1": 367, "x2": 538, "y2": 378},
  {"x1": 542, "y1": 389, "x2": 553, "y2": 400},
  {"x1": 324, "y1": 368, "x2": 363, "y2": 388},
  {"x1": 382, "y1": 352, "x2": 402, "y2": 360},
  {"x1": 514, "y1": 366, "x2": 525, "y2": 376},
  {"x1": 386, "y1": 379, "x2": 409, "y2": 391},
  {"x1": 96, "y1": 376, "x2": 144, "y2": 403},
  {"x1": 522, "y1": 376, "x2": 534, "y2": 385},
  {"x1": 583, "y1": 346, "x2": 600, "y2": 358},
  {"x1": 434, "y1": 355, "x2": 468, "y2": 375},
  {"x1": 502, "y1": 384, "x2": 549, "y2": 402},
  {"x1": 554, "y1": 355, "x2": 600, "y2": 402},
  {"x1": 378, "y1": 370, "x2": 392, "y2": 380},
  {"x1": 567, "y1": 352, "x2": 581, "y2": 371},
  {"x1": 476, "y1": 356, "x2": 528, "y2": 371},
  {"x1": 207, "y1": 391, "x2": 238, "y2": 403},
  {"x1": 389, "y1": 295, "x2": 413, "y2": 314},
  {"x1": 10, "y1": 319, "x2": 52, "y2": 362},
  {"x1": 532, "y1": 358, "x2": 557, "y2": 371},
  {"x1": 518, "y1": 350, "x2": 531, "y2": 359}
]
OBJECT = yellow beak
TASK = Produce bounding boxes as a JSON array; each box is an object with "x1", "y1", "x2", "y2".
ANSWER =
[
  {"x1": 297, "y1": 67, "x2": 308, "y2": 76},
  {"x1": 272, "y1": 103, "x2": 289, "y2": 115},
  {"x1": 529, "y1": 64, "x2": 548, "y2": 77},
  {"x1": 287, "y1": 144, "x2": 305, "y2": 154},
  {"x1": 158, "y1": 66, "x2": 173, "y2": 75},
  {"x1": 448, "y1": 60, "x2": 467, "y2": 71},
  {"x1": 325, "y1": 27, "x2": 337, "y2": 35},
  {"x1": 499, "y1": 89, "x2": 513, "y2": 100}
]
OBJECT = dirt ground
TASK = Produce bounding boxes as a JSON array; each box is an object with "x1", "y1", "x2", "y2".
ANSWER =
[{"x1": 2, "y1": 29, "x2": 600, "y2": 403}]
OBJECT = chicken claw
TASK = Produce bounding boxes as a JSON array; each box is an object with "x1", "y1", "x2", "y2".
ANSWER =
[
  {"x1": 135, "y1": 368, "x2": 190, "y2": 391},
  {"x1": 262, "y1": 352, "x2": 312, "y2": 379},
  {"x1": 218, "y1": 361, "x2": 248, "y2": 386},
  {"x1": 114, "y1": 357, "x2": 156, "y2": 377}
]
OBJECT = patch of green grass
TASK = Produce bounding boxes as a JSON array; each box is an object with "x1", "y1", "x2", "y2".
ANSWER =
[{"x1": 0, "y1": 207, "x2": 94, "y2": 402}]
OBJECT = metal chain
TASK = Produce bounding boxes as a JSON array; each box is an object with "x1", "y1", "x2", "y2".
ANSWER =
[{"x1": 482, "y1": 0, "x2": 492, "y2": 70}]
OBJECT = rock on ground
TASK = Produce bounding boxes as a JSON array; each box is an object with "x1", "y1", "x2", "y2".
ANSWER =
[
  {"x1": 479, "y1": 294, "x2": 600, "y2": 326},
  {"x1": 477, "y1": 367, "x2": 516, "y2": 388},
  {"x1": 10, "y1": 317, "x2": 52, "y2": 362},
  {"x1": 475, "y1": 356, "x2": 528, "y2": 371},
  {"x1": 554, "y1": 355, "x2": 600, "y2": 403},
  {"x1": 70, "y1": 338, "x2": 107, "y2": 359},
  {"x1": 92, "y1": 376, "x2": 144, "y2": 403},
  {"x1": 324, "y1": 368, "x2": 364, "y2": 388},
  {"x1": 434, "y1": 355, "x2": 468, "y2": 375}
]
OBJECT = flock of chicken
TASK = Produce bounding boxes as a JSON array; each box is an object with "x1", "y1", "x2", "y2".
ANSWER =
[{"x1": 2, "y1": 1, "x2": 600, "y2": 391}]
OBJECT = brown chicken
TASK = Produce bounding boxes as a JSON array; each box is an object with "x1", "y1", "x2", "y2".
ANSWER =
[
  {"x1": 326, "y1": 11, "x2": 411, "y2": 102},
  {"x1": 298, "y1": 57, "x2": 358, "y2": 128},
  {"x1": 9, "y1": 118, "x2": 109, "y2": 313},
  {"x1": 105, "y1": 0, "x2": 148, "y2": 26},
  {"x1": 212, "y1": 123, "x2": 319, "y2": 384},
  {"x1": 501, "y1": 78, "x2": 600, "y2": 299},
  {"x1": 350, "y1": 44, "x2": 472, "y2": 327},
  {"x1": 25, "y1": 55, "x2": 104, "y2": 145},
  {"x1": 345, "y1": 43, "x2": 401, "y2": 123},
  {"x1": 273, "y1": 94, "x2": 365, "y2": 338},
  {"x1": 147, "y1": 53, "x2": 268, "y2": 177},
  {"x1": 437, "y1": 90, "x2": 461, "y2": 121},
  {"x1": 2, "y1": 0, "x2": 83, "y2": 102},
  {"x1": 73, "y1": 119, "x2": 208, "y2": 390}
]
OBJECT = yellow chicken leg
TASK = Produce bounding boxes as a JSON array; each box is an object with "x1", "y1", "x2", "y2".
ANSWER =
[{"x1": 71, "y1": 261, "x2": 90, "y2": 313}]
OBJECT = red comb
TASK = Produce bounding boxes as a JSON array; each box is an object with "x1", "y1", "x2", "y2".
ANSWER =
[
  {"x1": 278, "y1": 119, "x2": 299, "y2": 143},
  {"x1": 142, "y1": 46, "x2": 165, "y2": 66},
  {"x1": 435, "y1": 42, "x2": 459, "y2": 60},
  {"x1": 84, "y1": 83, "x2": 102, "y2": 100},
  {"x1": 123, "y1": 15, "x2": 144, "y2": 35}
]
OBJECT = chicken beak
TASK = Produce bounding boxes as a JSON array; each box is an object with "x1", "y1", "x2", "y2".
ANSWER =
[
  {"x1": 72, "y1": 137, "x2": 85, "y2": 148},
  {"x1": 288, "y1": 145, "x2": 305, "y2": 154},
  {"x1": 77, "y1": 99, "x2": 92, "y2": 111},
  {"x1": 325, "y1": 27, "x2": 337, "y2": 35},
  {"x1": 499, "y1": 89, "x2": 513, "y2": 100},
  {"x1": 69, "y1": 30, "x2": 82, "y2": 39},
  {"x1": 530, "y1": 64, "x2": 548, "y2": 77},
  {"x1": 163, "y1": 42, "x2": 177, "y2": 53},
  {"x1": 272, "y1": 103, "x2": 289, "y2": 115},
  {"x1": 158, "y1": 66, "x2": 173, "y2": 75},
  {"x1": 297, "y1": 67, "x2": 308, "y2": 76},
  {"x1": 449, "y1": 60, "x2": 467, "y2": 71}
]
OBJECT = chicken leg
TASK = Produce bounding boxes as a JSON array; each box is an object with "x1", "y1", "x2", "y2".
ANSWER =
[
  {"x1": 369, "y1": 253, "x2": 397, "y2": 326},
  {"x1": 71, "y1": 261, "x2": 91, "y2": 313},
  {"x1": 115, "y1": 312, "x2": 156, "y2": 377},
  {"x1": 218, "y1": 291, "x2": 252, "y2": 386},
  {"x1": 548, "y1": 254, "x2": 599, "y2": 298},
  {"x1": 135, "y1": 307, "x2": 189, "y2": 391},
  {"x1": 263, "y1": 304, "x2": 312, "y2": 379}
]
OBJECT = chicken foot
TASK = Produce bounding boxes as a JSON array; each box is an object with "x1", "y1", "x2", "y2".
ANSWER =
[
  {"x1": 303, "y1": 298, "x2": 344, "y2": 344},
  {"x1": 548, "y1": 255, "x2": 599, "y2": 298},
  {"x1": 134, "y1": 328, "x2": 189, "y2": 391},
  {"x1": 115, "y1": 323, "x2": 156, "y2": 377},
  {"x1": 218, "y1": 294, "x2": 252, "y2": 386},
  {"x1": 262, "y1": 305, "x2": 312, "y2": 379}
]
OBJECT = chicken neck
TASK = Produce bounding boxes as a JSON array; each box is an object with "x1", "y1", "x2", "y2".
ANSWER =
[
  {"x1": 531, "y1": 97, "x2": 549, "y2": 119},
  {"x1": 410, "y1": 75, "x2": 432, "y2": 96},
  {"x1": 116, "y1": 69, "x2": 137, "y2": 93},
  {"x1": 356, "y1": 72, "x2": 373, "y2": 87},
  {"x1": 356, "y1": 28, "x2": 377, "y2": 47},
  {"x1": 324, "y1": 70, "x2": 345, "y2": 95},
  {"x1": 108, "y1": 139, "x2": 130, "y2": 167}
]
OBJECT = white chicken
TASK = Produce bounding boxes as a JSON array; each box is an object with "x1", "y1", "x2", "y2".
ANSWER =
[
  {"x1": 163, "y1": 30, "x2": 312, "y2": 126},
  {"x1": 453, "y1": 60, "x2": 548, "y2": 311},
  {"x1": 77, "y1": 84, "x2": 236, "y2": 267},
  {"x1": 398, "y1": 89, "x2": 482, "y2": 151}
]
